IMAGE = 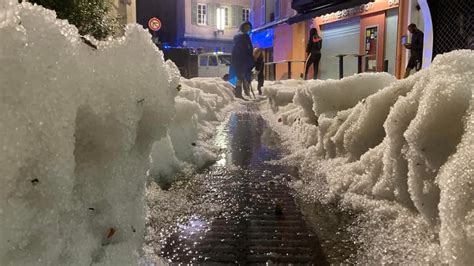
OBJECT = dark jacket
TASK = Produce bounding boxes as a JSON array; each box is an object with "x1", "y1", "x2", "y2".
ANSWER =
[
  {"x1": 306, "y1": 35, "x2": 322, "y2": 54},
  {"x1": 254, "y1": 55, "x2": 264, "y2": 73},
  {"x1": 231, "y1": 33, "x2": 254, "y2": 74},
  {"x1": 410, "y1": 29, "x2": 424, "y2": 57}
]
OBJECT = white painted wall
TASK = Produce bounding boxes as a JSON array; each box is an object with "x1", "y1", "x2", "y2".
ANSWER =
[
  {"x1": 385, "y1": 8, "x2": 398, "y2": 75},
  {"x1": 111, "y1": 0, "x2": 136, "y2": 24},
  {"x1": 184, "y1": 0, "x2": 251, "y2": 41},
  {"x1": 407, "y1": 0, "x2": 433, "y2": 68},
  {"x1": 409, "y1": 0, "x2": 424, "y2": 30}
]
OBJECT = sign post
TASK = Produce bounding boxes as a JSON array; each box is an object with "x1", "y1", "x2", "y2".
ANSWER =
[
  {"x1": 148, "y1": 17, "x2": 162, "y2": 44},
  {"x1": 148, "y1": 17, "x2": 162, "y2": 31}
]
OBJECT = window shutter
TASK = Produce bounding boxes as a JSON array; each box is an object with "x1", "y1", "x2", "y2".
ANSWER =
[
  {"x1": 207, "y1": 4, "x2": 218, "y2": 27},
  {"x1": 232, "y1": 5, "x2": 243, "y2": 27},
  {"x1": 191, "y1": 1, "x2": 197, "y2": 25}
]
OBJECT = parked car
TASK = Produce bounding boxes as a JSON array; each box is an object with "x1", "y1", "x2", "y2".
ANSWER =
[{"x1": 198, "y1": 52, "x2": 231, "y2": 80}]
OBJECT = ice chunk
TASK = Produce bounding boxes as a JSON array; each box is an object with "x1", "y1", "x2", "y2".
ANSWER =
[
  {"x1": 1, "y1": 3, "x2": 173, "y2": 265},
  {"x1": 262, "y1": 50, "x2": 474, "y2": 263}
]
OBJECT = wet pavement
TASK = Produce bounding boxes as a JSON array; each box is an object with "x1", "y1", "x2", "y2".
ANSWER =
[{"x1": 157, "y1": 104, "x2": 352, "y2": 264}]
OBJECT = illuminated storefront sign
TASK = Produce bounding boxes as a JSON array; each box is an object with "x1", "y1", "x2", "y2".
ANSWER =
[{"x1": 318, "y1": 0, "x2": 399, "y2": 24}]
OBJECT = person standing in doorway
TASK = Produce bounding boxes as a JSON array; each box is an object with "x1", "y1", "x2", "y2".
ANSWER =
[
  {"x1": 403, "y1": 23, "x2": 424, "y2": 78},
  {"x1": 304, "y1": 28, "x2": 322, "y2": 80},
  {"x1": 253, "y1": 48, "x2": 265, "y2": 95},
  {"x1": 230, "y1": 21, "x2": 254, "y2": 99}
]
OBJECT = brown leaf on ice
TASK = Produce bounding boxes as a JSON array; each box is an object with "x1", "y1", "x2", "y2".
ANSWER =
[{"x1": 107, "y1": 228, "x2": 116, "y2": 239}]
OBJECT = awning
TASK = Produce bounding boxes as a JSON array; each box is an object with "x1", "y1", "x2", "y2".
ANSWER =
[
  {"x1": 252, "y1": 18, "x2": 289, "y2": 33},
  {"x1": 288, "y1": 0, "x2": 371, "y2": 24}
]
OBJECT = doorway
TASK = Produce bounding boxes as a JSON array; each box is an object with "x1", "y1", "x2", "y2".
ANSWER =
[
  {"x1": 263, "y1": 47, "x2": 274, "y2": 80},
  {"x1": 359, "y1": 12, "x2": 386, "y2": 72},
  {"x1": 364, "y1": 26, "x2": 379, "y2": 72}
]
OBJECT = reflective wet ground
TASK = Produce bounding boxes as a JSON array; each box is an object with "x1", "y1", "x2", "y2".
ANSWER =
[{"x1": 156, "y1": 104, "x2": 356, "y2": 264}]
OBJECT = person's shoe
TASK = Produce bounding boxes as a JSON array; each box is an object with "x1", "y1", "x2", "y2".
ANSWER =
[{"x1": 235, "y1": 94, "x2": 247, "y2": 100}]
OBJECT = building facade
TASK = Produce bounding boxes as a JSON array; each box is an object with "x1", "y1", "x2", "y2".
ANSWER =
[
  {"x1": 137, "y1": 0, "x2": 251, "y2": 52},
  {"x1": 251, "y1": 0, "x2": 437, "y2": 80},
  {"x1": 111, "y1": 0, "x2": 137, "y2": 24}
]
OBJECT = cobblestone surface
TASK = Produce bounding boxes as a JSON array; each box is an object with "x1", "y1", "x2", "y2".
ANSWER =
[{"x1": 159, "y1": 107, "x2": 333, "y2": 264}]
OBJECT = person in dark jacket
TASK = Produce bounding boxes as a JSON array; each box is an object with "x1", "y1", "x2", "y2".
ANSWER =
[
  {"x1": 304, "y1": 28, "x2": 322, "y2": 80},
  {"x1": 253, "y1": 48, "x2": 264, "y2": 95},
  {"x1": 230, "y1": 21, "x2": 254, "y2": 98},
  {"x1": 404, "y1": 23, "x2": 424, "y2": 78}
]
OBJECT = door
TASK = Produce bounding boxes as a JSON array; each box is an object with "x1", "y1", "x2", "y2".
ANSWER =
[
  {"x1": 364, "y1": 26, "x2": 378, "y2": 72},
  {"x1": 319, "y1": 18, "x2": 361, "y2": 79},
  {"x1": 359, "y1": 12, "x2": 385, "y2": 72}
]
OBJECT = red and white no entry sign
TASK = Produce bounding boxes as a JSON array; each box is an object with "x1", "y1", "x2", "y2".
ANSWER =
[{"x1": 148, "y1": 17, "x2": 161, "y2": 31}]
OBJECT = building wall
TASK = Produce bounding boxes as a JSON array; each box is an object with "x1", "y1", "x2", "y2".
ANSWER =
[
  {"x1": 181, "y1": 0, "x2": 251, "y2": 51},
  {"x1": 385, "y1": 8, "x2": 398, "y2": 74},
  {"x1": 136, "y1": 0, "x2": 177, "y2": 45},
  {"x1": 252, "y1": 0, "x2": 295, "y2": 27},
  {"x1": 111, "y1": 0, "x2": 136, "y2": 24},
  {"x1": 252, "y1": 0, "x2": 405, "y2": 80},
  {"x1": 126, "y1": 0, "x2": 136, "y2": 23},
  {"x1": 137, "y1": 0, "x2": 250, "y2": 51},
  {"x1": 314, "y1": 0, "x2": 400, "y2": 79},
  {"x1": 252, "y1": 0, "x2": 305, "y2": 79},
  {"x1": 409, "y1": 0, "x2": 424, "y2": 31},
  {"x1": 404, "y1": 0, "x2": 424, "y2": 65}
]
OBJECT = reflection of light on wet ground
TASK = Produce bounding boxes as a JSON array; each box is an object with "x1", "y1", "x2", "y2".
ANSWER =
[
  {"x1": 176, "y1": 216, "x2": 208, "y2": 236},
  {"x1": 156, "y1": 107, "x2": 355, "y2": 264},
  {"x1": 214, "y1": 114, "x2": 231, "y2": 167},
  {"x1": 215, "y1": 157, "x2": 226, "y2": 167}
]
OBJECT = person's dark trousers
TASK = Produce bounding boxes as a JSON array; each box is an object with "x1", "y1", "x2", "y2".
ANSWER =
[
  {"x1": 257, "y1": 72, "x2": 264, "y2": 95},
  {"x1": 304, "y1": 53, "x2": 321, "y2": 80},
  {"x1": 235, "y1": 72, "x2": 249, "y2": 98},
  {"x1": 235, "y1": 73, "x2": 243, "y2": 97}
]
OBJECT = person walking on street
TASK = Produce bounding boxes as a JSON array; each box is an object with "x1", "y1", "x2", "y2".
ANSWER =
[
  {"x1": 230, "y1": 21, "x2": 254, "y2": 99},
  {"x1": 404, "y1": 23, "x2": 424, "y2": 78},
  {"x1": 253, "y1": 48, "x2": 265, "y2": 95},
  {"x1": 304, "y1": 28, "x2": 322, "y2": 80}
]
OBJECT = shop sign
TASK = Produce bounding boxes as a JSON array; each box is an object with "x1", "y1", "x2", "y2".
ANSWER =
[{"x1": 319, "y1": 0, "x2": 399, "y2": 24}]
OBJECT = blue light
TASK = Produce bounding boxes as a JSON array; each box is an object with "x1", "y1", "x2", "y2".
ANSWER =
[{"x1": 251, "y1": 28, "x2": 274, "y2": 49}]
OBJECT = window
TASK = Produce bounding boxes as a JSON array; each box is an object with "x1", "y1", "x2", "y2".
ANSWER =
[
  {"x1": 217, "y1": 7, "x2": 229, "y2": 30},
  {"x1": 265, "y1": 0, "x2": 275, "y2": 22},
  {"x1": 242, "y1": 8, "x2": 250, "y2": 22},
  {"x1": 218, "y1": 55, "x2": 232, "y2": 65},
  {"x1": 208, "y1": 56, "x2": 218, "y2": 66},
  {"x1": 197, "y1": 3, "x2": 207, "y2": 25},
  {"x1": 200, "y1": 55, "x2": 208, "y2": 66},
  {"x1": 275, "y1": 0, "x2": 281, "y2": 19},
  {"x1": 223, "y1": 7, "x2": 229, "y2": 27}
]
